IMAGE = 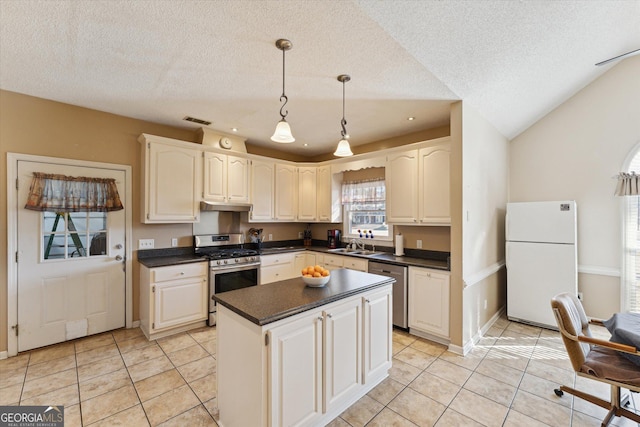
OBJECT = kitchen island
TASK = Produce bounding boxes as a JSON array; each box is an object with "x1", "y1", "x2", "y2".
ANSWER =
[{"x1": 213, "y1": 268, "x2": 394, "y2": 427}]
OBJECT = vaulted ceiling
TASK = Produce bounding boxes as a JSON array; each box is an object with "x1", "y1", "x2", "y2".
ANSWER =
[{"x1": 1, "y1": 1, "x2": 638, "y2": 156}]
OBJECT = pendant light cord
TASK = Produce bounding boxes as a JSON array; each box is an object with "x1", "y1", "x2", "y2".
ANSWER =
[
  {"x1": 279, "y1": 47, "x2": 289, "y2": 120},
  {"x1": 341, "y1": 79, "x2": 348, "y2": 138}
]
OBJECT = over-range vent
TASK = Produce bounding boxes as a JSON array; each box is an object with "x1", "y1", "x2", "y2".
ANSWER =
[{"x1": 183, "y1": 116, "x2": 212, "y2": 126}]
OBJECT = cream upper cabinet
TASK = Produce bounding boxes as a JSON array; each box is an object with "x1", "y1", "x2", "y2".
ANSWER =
[
  {"x1": 203, "y1": 152, "x2": 249, "y2": 203},
  {"x1": 385, "y1": 150, "x2": 419, "y2": 223},
  {"x1": 317, "y1": 165, "x2": 339, "y2": 222},
  {"x1": 408, "y1": 266, "x2": 450, "y2": 339},
  {"x1": 298, "y1": 167, "x2": 317, "y2": 221},
  {"x1": 386, "y1": 140, "x2": 451, "y2": 225},
  {"x1": 140, "y1": 136, "x2": 201, "y2": 223},
  {"x1": 275, "y1": 163, "x2": 297, "y2": 221},
  {"x1": 250, "y1": 159, "x2": 275, "y2": 221},
  {"x1": 418, "y1": 144, "x2": 450, "y2": 224}
]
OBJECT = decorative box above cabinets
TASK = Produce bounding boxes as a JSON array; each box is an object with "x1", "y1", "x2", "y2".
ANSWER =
[
  {"x1": 139, "y1": 134, "x2": 202, "y2": 224},
  {"x1": 385, "y1": 140, "x2": 451, "y2": 225},
  {"x1": 203, "y1": 152, "x2": 250, "y2": 204}
]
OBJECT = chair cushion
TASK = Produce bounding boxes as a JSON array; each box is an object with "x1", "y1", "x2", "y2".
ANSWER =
[
  {"x1": 602, "y1": 312, "x2": 640, "y2": 366},
  {"x1": 581, "y1": 346, "x2": 640, "y2": 387}
]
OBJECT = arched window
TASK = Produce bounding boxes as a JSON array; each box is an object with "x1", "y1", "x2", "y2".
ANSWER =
[{"x1": 620, "y1": 149, "x2": 640, "y2": 313}]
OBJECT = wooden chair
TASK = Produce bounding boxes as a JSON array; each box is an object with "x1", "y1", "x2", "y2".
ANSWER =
[{"x1": 550, "y1": 292, "x2": 640, "y2": 426}]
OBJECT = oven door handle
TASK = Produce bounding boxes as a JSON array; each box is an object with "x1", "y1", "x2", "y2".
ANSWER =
[{"x1": 210, "y1": 261, "x2": 261, "y2": 273}]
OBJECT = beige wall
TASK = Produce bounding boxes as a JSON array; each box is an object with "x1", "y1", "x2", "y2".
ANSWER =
[
  {"x1": 461, "y1": 102, "x2": 509, "y2": 347},
  {"x1": 509, "y1": 56, "x2": 640, "y2": 317}
]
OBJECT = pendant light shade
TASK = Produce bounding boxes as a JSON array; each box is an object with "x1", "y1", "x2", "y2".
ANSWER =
[
  {"x1": 334, "y1": 74, "x2": 353, "y2": 157},
  {"x1": 271, "y1": 39, "x2": 295, "y2": 143},
  {"x1": 334, "y1": 138, "x2": 353, "y2": 157},
  {"x1": 271, "y1": 119, "x2": 294, "y2": 143}
]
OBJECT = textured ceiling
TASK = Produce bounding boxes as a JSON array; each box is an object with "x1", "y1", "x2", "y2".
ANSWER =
[{"x1": 1, "y1": 0, "x2": 639, "y2": 156}]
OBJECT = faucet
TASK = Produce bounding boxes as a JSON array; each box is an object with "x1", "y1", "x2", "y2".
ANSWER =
[{"x1": 349, "y1": 239, "x2": 364, "y2": 251}]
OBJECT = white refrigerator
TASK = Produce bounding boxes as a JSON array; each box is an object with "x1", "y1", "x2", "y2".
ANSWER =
[{"x1": 506, "y1": 201, "x2": 578, "y2": 329}]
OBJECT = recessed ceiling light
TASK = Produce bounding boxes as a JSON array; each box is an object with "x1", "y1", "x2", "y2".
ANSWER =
[
  {"x1": 303, "y1": 143, "x2": 308, "y2": 147},
  {"x1": 231, "y1": 128, "x2": 238, "y2": 132},
  {"x1": 407, "y1": 117, "x2": 415, "y2": 121}
]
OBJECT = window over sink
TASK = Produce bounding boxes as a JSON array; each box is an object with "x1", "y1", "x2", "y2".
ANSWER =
[{"x1": 341, "y1": 178, "x2": 391, "y2": 240}]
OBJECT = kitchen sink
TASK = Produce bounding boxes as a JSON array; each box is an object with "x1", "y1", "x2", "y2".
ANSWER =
[
  {"x1": 328, "y1": 248, "x2": 384, "y2": 257},
  {"x1": 328, "y1": 248, "x2": 360, "y2": 253}
]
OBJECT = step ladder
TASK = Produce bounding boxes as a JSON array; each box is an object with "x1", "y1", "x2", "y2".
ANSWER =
[{"x1": 44, "y1": 213, "x2": 86, "y2": 258}]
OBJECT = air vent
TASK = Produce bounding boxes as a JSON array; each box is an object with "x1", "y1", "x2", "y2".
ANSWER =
[{"x1": 183, "y1": 116, "x2": 212, "y2": 126}]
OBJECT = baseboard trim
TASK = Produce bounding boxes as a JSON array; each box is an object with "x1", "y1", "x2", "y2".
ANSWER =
[
  {"x1": 457, "y1": 306, "x2": 506, "y2": 356},
  {"x1": 0, "y1": 351, "x2": 8, "y2": 360},
  {"x1": 131, "y1": 320, "x2": 140, "y2": 328}
]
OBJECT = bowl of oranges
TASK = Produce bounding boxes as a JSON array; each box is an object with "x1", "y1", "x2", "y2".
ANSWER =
[{"x1": 302, "y1": 265, "x2": 330, "y2": 287}]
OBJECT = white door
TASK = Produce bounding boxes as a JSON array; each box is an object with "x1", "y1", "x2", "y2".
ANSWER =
[{"x1": 17, "y1": 160, "x2": 126, "y2": 351}]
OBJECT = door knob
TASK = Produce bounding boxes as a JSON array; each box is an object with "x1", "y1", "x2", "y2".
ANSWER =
[
  {"x1": 115, "y1": 244, "x2": 123, "y2": 249},
  {"x1": 115, "y1": 255, "x2": 123, "y2": 261}
]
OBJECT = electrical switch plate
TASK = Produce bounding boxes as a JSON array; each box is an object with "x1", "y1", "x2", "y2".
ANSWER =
[
  {"x1": 268, "y1": 234, "x2": 273, "y2": 241},
  {"x1": 416, "y1": 239, "x2": 423, "y2": 249},
  {"x1": 298, "y1": 231, "x2": 304, "y2": 239},
  {"x1": 171, "y1": 238, "x2": 178, "y2": 247},
  {"x1": 139, "y1": 239, "x2": 154, "y2": 250}
]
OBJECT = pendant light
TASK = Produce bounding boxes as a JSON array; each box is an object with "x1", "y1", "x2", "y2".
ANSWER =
[
  {"x1": 334, "y1": 74, "x2": 353, "y2": 157},
  {"x1": 271, "y1": 39, "x2": 295, "y2": 143}
]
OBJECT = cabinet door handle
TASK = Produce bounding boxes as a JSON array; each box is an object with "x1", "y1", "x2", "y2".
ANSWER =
[
  {"x1": 365, "y1": 299, "x2": 370, "y2": 303},
  {"x1": 327, "y1": 313, "x2": 333, "y2": 318},
  {"x1": 317, "y1": 316, "x2": 323, "y2": 321},
  {"x1": 180, "y1": 272, "x2": 185, "y2": 275}
]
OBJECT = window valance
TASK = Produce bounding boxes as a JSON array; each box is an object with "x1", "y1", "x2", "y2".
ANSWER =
[
  {"x1": 24, "y1": 172, "x2": 124, "y2": 212},
  {"x1": 341, "y1": 178, "x2": 386, "y2": 211},
  {"x1": 615, "y1": 172, "x2": 640, "y2": 196}
]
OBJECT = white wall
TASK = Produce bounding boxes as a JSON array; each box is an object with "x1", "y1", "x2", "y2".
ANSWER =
[
  {"x1": 461, "y1": 102, "x2": 509, "y2": 346},
  {"x1": 509, "y1": 56, "x2": 640, "y2": 317}
]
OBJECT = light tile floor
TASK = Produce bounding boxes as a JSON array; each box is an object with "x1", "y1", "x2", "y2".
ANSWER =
[{"x1": 0, "y1": 316, "x2": 638, "y2": 426}]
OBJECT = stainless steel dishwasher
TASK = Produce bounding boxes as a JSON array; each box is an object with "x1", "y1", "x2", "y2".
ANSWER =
[{"x1": 368, "y1": 261, "x2": 407, "y2": 329}]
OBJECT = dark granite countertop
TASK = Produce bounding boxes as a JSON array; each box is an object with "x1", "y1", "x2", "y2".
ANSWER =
[
  {"x1": 213, "y1": 268, "x2": 394, "y2": 326},
  {"x1": 137, "y1": 247, "x2": 204, "y2": 268},
  {"x1": 258, "y1": 245, "x2": 450, "y2": 271},
  {"x1": 137, "y1": 243, "x2": 450, "y2": 271}
]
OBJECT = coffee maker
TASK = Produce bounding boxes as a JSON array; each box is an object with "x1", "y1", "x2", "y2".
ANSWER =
[{"x1": 327, "y1": 229, "x2": 341, "y2": 248}]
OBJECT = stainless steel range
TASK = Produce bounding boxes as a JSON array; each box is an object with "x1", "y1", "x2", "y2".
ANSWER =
[{"x1": 194, "y1": 233, "x2": 260, "y2": 326}]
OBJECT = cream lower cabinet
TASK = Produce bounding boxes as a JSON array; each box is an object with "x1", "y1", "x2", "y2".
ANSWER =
[
  {"x1": 140, "y1": 262, "x2": 208, "y2": 340},
  {"x1": 294, "y1": 251, "x2": 316, "y2": 274},
  {"x1": 218, "y1": 284, "x2": 391, "y2": 427},
  {"x1": 260, "y1": 253, "x2": 295, "y2": 284},
  {"x1": 322, "y1": 253, "x2": 367, "y2": 272},
  {"x1": 408, "y1": 266, "x2": 450, "y2": 339}
]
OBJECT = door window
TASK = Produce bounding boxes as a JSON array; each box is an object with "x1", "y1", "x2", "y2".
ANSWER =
[{"x1": 42, "y1": 211, "x2": 108, "y2": 260}]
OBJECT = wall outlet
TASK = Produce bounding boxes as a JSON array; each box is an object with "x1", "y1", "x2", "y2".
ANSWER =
[
  {"x1": 298, "y1": 231, "x2": 304, "y2": 239},
  {"x1": 171, "y1": 238, "x2": 178, "y2": 247},
  {"x1": 416, "y1": 239, "x2": 423, "y2": 249},
  {"x1": 138, "y1": 239, "x2": 154, "y2": 250},
  {"x1": 268, "y1": 234, "x2": 273, "y2": 241}
]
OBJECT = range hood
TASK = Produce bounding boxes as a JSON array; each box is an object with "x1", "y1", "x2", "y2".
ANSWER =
[{"x1": 200, "y1": 201, "x2": 252, "y2": 212}]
